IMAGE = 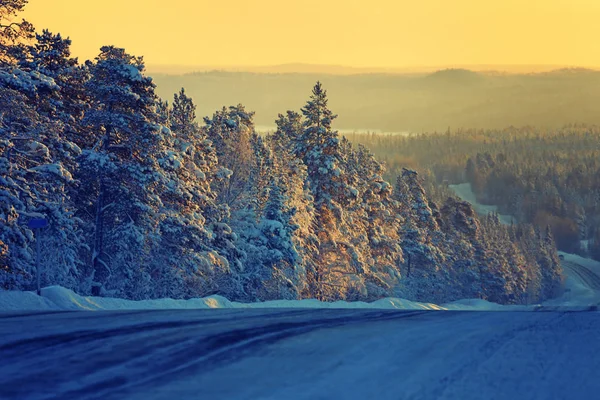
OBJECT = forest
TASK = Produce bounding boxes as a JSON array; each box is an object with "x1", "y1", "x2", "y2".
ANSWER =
[
  {"x1": 0, "y1": 0, "x2": 564, "y2": 305},
  {"x1": 347, "y1": 126, "x2": 600, "y2": 260}
]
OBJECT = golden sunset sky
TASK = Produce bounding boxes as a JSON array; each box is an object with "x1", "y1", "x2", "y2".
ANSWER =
[{"x1": 22, "y1": 0, "x2": 600, "y2": 69}]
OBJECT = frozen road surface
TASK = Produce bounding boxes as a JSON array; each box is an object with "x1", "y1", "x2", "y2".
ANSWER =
[{"x1": 1, "y1": 309, "x2": 599, "y2": 400}]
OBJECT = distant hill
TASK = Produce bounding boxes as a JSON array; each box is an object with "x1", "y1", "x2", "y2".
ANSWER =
[
  {"x1": 152, "y1": 68, "x2": 600, "y2": 133},
  {"x1": 422, "y1": 69, "x2": 486, "y2": 86},
  {"x1": 147, "y1": 63, "x2": 595, "y2": 76}
]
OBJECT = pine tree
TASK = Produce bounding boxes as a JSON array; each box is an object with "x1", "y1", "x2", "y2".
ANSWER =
[
  {"x1": 203, "y1": 104, "x2": 255, "y2": 210},
  {"x1": 22, "y1": 30, "x2": 90, "y2": 147},
  {"x1": 150, "y1": 87, "x2": 234, "y2": 299},
  {"x1": 539, "y1": 224, "x2": 564, "y2": 299},
  {"x1": 268, "y1": 115, "x2": 317, "y2": 298},
  {"x1": 0, "y1": 0, "x2": 34, "y2": 66},
  {"x1": 296, "y1": 82, "x2": 356, "y2": 207},
  {"x1": 293, "y1": 82, "x2": 363, "y2": 300},
  {"x1": 1, "y1": 22, "x2": 85, "y2": 291},
  {"x1": 81, "y1": 46, "x2": 165, "y2": 297},
  {"x1": 257, "y1": 179, "x2": 301, "y2": 299},
  {"x1": 244, "y1": 133, "x2": 274, "y2": 215},
  {"x1": 170, "y1": 88, "x2": 196, "y2": 141},
  {"x1": 272, "y1": 110, "x2": 302, "y2": 154},
  {"x1": 394, "y1": 169, "x2": 450, "y2": 301}
]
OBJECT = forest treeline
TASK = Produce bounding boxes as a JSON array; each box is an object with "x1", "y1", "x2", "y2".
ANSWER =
[
  {"x1": 347, "y1": 126, "x2": 600, "y2": 259},
  {"x1": 0, "y1": 1, "x2": 563, "y2": 304}
]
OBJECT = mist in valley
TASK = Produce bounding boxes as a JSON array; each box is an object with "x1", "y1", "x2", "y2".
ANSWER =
[{"x1": 153, "y1": 68, "x2": 600, "y2": 133}]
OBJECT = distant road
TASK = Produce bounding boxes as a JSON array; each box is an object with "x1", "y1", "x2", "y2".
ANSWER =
[
  {"x1": 1, "y1": 309, "x2": 600, "y2": 400},
  {"x1": 562, "y1": 261, "x2": 600, "y2": 290}
]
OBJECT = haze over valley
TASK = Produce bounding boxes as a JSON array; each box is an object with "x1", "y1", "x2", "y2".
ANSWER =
[{"x1": 152, "y1": 67, "x2": 600, "y2": 133}]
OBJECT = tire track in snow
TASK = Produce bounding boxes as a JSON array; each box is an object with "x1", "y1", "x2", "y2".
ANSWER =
[
  {"x1": 0, "y1": 309, "x2": 433, "y2": 400},
  {"x1": 73, "y1": 310, "x2": 432, "y2": 400},
  {"x1": 0, "y1": 309, "x2": 337, "y2": 399},
  {"x1": 562, "y1": 261, "x2": 600, "y2": 291},
  {"x1": 0, "y1": 309, "x2": 318, "y2": 358}
]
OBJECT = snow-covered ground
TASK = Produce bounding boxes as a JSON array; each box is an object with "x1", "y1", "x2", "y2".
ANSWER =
[
  {"x1": 1, "y1": 307, "x2": 599, "y2": 400},
  {"x1": 0, "y1": 285, "x2": 446, "y2": 311},
  {"x1": 0, "y1": 280, "x2": 594, "y2": 316},
  {"x1": 0, "y1": 285, "x2": 523, "y2": 312}
]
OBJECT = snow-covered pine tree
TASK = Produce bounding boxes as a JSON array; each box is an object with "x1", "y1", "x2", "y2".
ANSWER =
[
  {"x1": 511, "y1": 223, "x2": 543, "y2": 302},
  {"x1": 295, "y1": 82, "x2": 356, "y2": 208},
  {"x1": 233, "y1": 176, "x2": 303, "y2": 301},
  {"x1": 0, "y1": 0, "x2": 33, "y2": 67},
  {"x1": 294, "y1": 82, "x2": 363, "y2": 300},
  {"x1": 539, "y1": 224, "x2": 564, "y2": 299},
  {"x1": 81, "y1": 46, "x2": 166, "y2": 298},
  {"x1": 272, "y1": 110, "x2": 302, "y2": 153},
  {"x1": 475, "y1": 213, "x2": 526, "y2": 304},
  {"x1": 438, "y1": 196, "x2": 482, "y2": 299},
  {"x1": 269, "y1": 112, "x2": 318, "y2": 298},
  {"x1": 256, "y1": 178, "x2": 302, "y2": 299},
  {"x1": 1, "y1": 18, "x2": 85, "y2": 291},
  {"x1": 227, "y1": 132, "x2": 278, "y2": 300},
  {"x1": 151, "y1": 87, "x2": 233, "y2": 299},
  {"x1": 203, "y1": 104, "x2": 255, "y2": 210},
  {"x1": 352, "y1": 144, "x2": 403, "y2": 299},
  {"x1": 394, "y1": 168, "x2": 448, "y2": 302},
  {"x1": 0, "y1": 93, "x2": 41, "y2": 289},
  {"x1": 244, "y1": 133, "x2": 274, "y2": 215},
  {"x1": 22, "y1": 30, "x2": 90, "y2": 148}
]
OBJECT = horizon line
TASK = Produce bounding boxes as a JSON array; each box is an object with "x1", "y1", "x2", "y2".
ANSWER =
[{"x1": 145, "y1": 62, "x2": 600, "y2": 75}]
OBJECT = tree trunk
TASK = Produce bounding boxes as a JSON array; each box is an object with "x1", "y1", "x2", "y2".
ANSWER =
[
  {"x1": 91, "y1": 128, "x2": 111, "y2": 296},
  {"x1": 91, "y1": 181, "x2": 105, "y2": 296}
]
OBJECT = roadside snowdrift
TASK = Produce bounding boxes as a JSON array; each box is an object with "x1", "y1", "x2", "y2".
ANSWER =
[
  {"x1": 0, "y1": 285, "x2": 512, "y2": 312},
  {"x1": 1, "y1": 283, "x2": 597, "y2": 313}
]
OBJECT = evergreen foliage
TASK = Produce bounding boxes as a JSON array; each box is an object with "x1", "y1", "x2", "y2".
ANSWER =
[{"x1": 0, "y1": 3, "x2": 565, "y2": 304}]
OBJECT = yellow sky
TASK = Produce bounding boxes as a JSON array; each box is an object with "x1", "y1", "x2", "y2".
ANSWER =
[{"x1": 21, "y1": 0, "x2": 600, "y2": 69}]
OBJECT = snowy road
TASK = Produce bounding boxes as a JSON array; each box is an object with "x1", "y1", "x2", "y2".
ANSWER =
[
  {"x1": 562, "y1": 261, "x2": 600, "y2": 291},
  {"x1": 1, "y1": 309, "x2": 600, "y2": 400}
]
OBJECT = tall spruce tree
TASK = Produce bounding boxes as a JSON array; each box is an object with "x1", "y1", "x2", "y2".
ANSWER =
[
  {"x1": 294, "y1": 82, "x2": 364, "y2": 300},
  {"x1": 81, "y1": 46, "x2": 165, "y2": 297}
]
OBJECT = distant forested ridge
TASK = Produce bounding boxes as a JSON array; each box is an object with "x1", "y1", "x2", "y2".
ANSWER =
[
  {"x1": 151, "y1": 68, "x2": 600, "y2": 133},
  {"x1": 347, "y1": 126, "x2": 600, "y2": 260},
  {"x1": 0, "y1": 1, "x2": 563, "y2": 304}
]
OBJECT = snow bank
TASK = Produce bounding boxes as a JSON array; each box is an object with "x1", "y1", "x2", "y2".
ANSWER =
[
  {"x1": 442, "y1": 298, "x2": 529, "y2": 311},
  {"x1": 0, "y1": 290, "x2": 60, "y2": 311},
  {"x1": 0, "y1": 286, "x2": 550, "y2": 312},
  {"x1": 40, "y1": 286, "x2": 238, "y2": 311},
  {"x1": 243, "y1": 297, "x2": 444, "y2": 310},
  {"x1": 0, "y1": 286, "x2": 454, "y2": 312},
  {"x1": 4, "y1": 281, "x2": 598, "y2": 313}
]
